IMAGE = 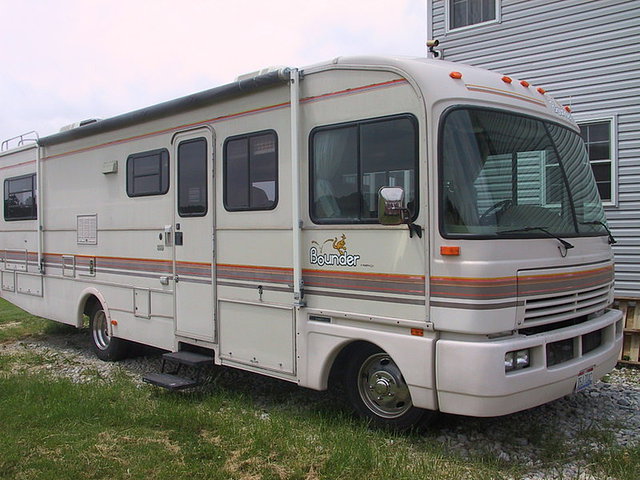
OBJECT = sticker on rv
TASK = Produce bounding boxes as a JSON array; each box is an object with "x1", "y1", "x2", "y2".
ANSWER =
[{"x1": 310, "y1": 234, "x2": 360, "y2": 267}]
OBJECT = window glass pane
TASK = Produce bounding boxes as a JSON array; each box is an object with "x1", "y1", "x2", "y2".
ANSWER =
[
  {"x1": 451, "y1": 0, "x2": 495, "y2": 28},
  {"x1": 178, "y1": 138, "x2": 207, "y2": 216},
  {"x1": 224, "y1": 132, "x2": 278, "y2": 211},
  {"x1": 361, "y1": 118, "x2": 416, "y2": 218},
  {"x1": 250, "y1": 134, "x2": 277, "y2": 208},
  {"x1": 225, "y1": 138, "x2": 250, "y2": 209},
  {"x1": 589, "y1": 142, "x2": 609, "y2": 161},
  {"x1": 588, "y1": 123, "x2": 610, "y2": 142},
  {"x1": 441, "y1": 108, "x2": 608, "y2": 238},
  {"x1": 126, "y1": 149, "x2": 169, "y2": 197},
  {"x1": 591, "y1": 162, "x2": 612, "y2": 201},
  {"x1": 4, "y1": 174, "x2": 37, "y2": 220},
  {"x1": 312, "y1": 126, "x2": 358, "y2": 220},
  {"x1": 311, "y1": 116, "x2": 417, "y2": 224}
]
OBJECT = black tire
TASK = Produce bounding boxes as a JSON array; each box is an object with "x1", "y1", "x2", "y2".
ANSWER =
[
  {"x1": 344, "y1": 343, "x2": 435, "y2": 431},
  {"x1": 89, "y1": 303, "x2": 129, "y2": 361}
]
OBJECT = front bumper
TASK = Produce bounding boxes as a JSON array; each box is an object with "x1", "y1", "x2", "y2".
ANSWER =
[{"x1": 435, "y1": 308, "x2": 623, "y2": 417}]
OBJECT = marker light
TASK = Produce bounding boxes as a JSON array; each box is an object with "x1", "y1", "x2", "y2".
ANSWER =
[
  {"x1": 564, "y1": 106, "x2": 572, "y2": 113},
  {"x1": 450, "y1": 71, "x2": 463, "y2": 79},
  {"x1": 537, "y1": 87, "x2": 546, "y2": 94},
  {"x1": 111, "y1": 320, "x2": 118, "y2": 326},
  {"x1": 520, "y1": 80, "x2": 530, "y2": 87},
  {"x1": 440, "y1": 246, "x2": 460, "y2": 256},
  {"x1": 501, "y1": 76, "x2": 513, "y2": 84}
]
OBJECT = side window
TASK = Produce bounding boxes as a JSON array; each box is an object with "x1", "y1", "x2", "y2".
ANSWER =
[
  {"x1": 448, "y1": 0, "x2": 499, "y2": 31},
  {"x1": 224, "y1": 131, "x2": 278, "y2": 211},
  {"x1": 579, "y1": 120, "x2": 614, "y2": 204},
  {"x1": 126, "y1": 149, "x2": 169, "y2": 197},
  {"x1": 4, "y1": 173, "x2": 37, "y2": 221},
  {"x1": 310, "y1": 115, "x2": 418, "y2": 224},
  {"x1": 178, "y1": 138, "x2": 208, "y2": 217}
]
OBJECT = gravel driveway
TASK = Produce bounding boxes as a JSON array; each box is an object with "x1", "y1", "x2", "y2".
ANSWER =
[{"x1": 2, "y1": 330, "x2": 638, "y2": 480}]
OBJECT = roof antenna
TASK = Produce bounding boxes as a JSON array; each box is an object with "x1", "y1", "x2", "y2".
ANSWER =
[{"x1": 427, "y1": 39, "x2": 441, "y2": 59}]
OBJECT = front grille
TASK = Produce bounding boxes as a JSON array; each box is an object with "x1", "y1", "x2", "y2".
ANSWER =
[{"x1": 523, "y1": 285, "x2": 611, "y2": 329}]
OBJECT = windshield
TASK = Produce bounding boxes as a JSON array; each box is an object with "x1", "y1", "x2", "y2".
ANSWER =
[{"x1": 440, "y1": 108, "x2": 608, "y2": 238}]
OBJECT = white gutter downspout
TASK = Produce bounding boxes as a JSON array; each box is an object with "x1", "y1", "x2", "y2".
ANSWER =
[
  {"x1": 290, "y1": 68, "x2": 305, "y2": 306},
  {"x1": 35, "y1": 140, "x2": 44, "y2": 273}
]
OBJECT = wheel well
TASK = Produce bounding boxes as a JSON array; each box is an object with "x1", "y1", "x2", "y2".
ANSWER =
[
  {"x1": 81, "y1": 295, "x2": 101, "y2": 326},
  {"x1": 327, "y1": 340, "x2": 381, "y2": 390}
]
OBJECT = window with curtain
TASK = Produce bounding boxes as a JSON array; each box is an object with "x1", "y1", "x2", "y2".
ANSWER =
[
  {"x1": 224, "y1": 131, "x2": 278, "y2": 211},
  {"x1": 310, "y1": 115, "x2": 418, "y2": 224},
  {"x1": 449, "y1": 0, "x2": 498, "y2": 30}
]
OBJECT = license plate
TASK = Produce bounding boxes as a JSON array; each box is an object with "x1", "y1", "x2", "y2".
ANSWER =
[{"x1": 575, "y1": 366, "x2": 594, "y2": 392}]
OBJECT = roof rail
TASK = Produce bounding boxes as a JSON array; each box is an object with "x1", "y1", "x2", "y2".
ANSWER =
[{"x1": 1, "y1": 131, "x2": 39, "y2": 152}]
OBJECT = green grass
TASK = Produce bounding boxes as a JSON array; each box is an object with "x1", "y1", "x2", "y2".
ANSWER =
[{"x1": 1, "y1": 297, "x2": 639, "y2": 479}]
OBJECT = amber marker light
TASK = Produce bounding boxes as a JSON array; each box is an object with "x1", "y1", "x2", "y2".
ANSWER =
[
  {"x1": 411, "y1": 328, "x2": 424, "y2": 337},
  {"x1": 440, "y1": 246, "x2": 460, "y2": 256},
  {"x1": 502, "y1": 76, "x2": 513, "y2": 84},
  {"x1": 450, "y1": 71, "x2": 463, "y2": 79},
  {"x1": 520, "y1": 80, "x2": 530, "y2": 87},
  {"x1": 111, "y1": 320, "x2": 118, "y2": 326},
  {"x1": 564, "y1": 106, "x2": 572, "y2": 113},
  {"x1": 537, "y1": 87, "x2": 546, "y2": 94}
]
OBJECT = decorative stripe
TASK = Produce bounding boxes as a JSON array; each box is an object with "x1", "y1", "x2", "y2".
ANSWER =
[
  {"x1": 304, "y1": 288, "x2": 425, "y2": 306},
  {"x1": 0, "y1": 159, "x2": 36, "y2": 171},
  {"x1": 518, "y1": 265, "x2": 614, "y2": 297},
  {"x1": 431, "y1": 264, "x2": 614, "y2": 301},
  {"x1": 465, "y1": 84, "x2": 546, "y2": 107},
  {"x1": 430, "y1": 300, "x2": 523, "y2": 310}
]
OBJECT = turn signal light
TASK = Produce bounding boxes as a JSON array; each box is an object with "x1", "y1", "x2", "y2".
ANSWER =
[
  {"x1": 564, "y1": 106, "x2": 572, "y2": 113},
  {"x1": 440, "y1": 246, "x2": 460, "y2": 256},
  {"x1": 111, "y1": 320, "x2": 118, "y2": 326},
  {"x1": 502, "y1": 76, "x2": 513, "y2": 84},
  {"x1": 520, "y1": 80, "x2": 530, "y2": 87},
  {"x1": 537, "y1": 87, "x2": 546, "y2": 94},
  {"x1": 450, "y1": 71, "x2": 463, "y2": 79},
  {"x1": 411, "y1": 328, "x2": 424, "y2": 337}
]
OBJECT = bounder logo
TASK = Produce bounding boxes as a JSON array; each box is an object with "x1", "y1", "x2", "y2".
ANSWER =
[{"x1": 309, "y1": 234, "x2": 360, "y2": 267}]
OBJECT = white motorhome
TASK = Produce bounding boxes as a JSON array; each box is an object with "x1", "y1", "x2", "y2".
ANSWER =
[{"x1": 0, "y1": 56, "x2": 623, "y2": 429}]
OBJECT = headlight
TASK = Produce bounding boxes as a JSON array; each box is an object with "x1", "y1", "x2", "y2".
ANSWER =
[{"x1": 505, "y1": 349, "x2": 531, "y2": 373}]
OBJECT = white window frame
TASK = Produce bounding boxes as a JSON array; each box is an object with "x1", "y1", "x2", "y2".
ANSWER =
[
  {"x1": 445, "y1": 0, "x2": 502, "y2": 34},
  {"x1": 574, "y1": 115, "x2": 618, "y2": 208}
]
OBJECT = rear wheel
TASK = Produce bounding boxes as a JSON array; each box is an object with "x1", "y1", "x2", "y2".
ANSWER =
[
  {"x1": 344, "y1": 344, "x2": 434, "y2": 430},
  {"x1": 89, "y1": 304, "x2": 129, "y2": 361}
]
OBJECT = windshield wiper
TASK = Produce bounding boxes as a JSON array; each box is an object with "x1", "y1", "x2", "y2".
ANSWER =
[
  {"x1": 580, "y1": 221, "x2": 617, "y2": 245},
  {"x1": 498, "y1": 226, "x2": 575, "y2": 251}
]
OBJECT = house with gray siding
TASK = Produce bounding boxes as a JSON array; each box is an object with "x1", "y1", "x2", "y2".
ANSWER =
[{"x1": 427, "y1": 0, "x2": 640, "y2": 299}]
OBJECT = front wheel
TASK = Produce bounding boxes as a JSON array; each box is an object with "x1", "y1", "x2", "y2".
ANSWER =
[
  {"x1": 89, "y1": 304, "x2": 129, "y2": 361},
  {"x1": 344, "y1": 344, "x2": 435, "y2": 430}
]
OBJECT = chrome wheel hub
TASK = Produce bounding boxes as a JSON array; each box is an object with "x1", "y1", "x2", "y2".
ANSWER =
[{"x1": 357, "y1": 352, "x2": 412, "y2": 418}]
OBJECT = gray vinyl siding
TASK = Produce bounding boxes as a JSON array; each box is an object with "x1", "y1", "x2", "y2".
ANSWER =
[{"x1": 430, "y1": 0, "x2": 640, "y2": 298}]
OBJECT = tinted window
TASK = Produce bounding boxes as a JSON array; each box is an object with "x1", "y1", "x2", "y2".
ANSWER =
[
  {"x1": 126, "y1": 149, "x2": 169, "y2": 197},
  {"x1": 178, "y1": 138, "x2": 208, "y2": 217},
  {"x1": 4, "y1": 174, "x2": 37, "y2": 221},
  {"x1": 224, "y1": 131, "x2": 278, "y2": 211},
  {"x1": 310, "y1": 116, "x2": 418, "y2": 223}
]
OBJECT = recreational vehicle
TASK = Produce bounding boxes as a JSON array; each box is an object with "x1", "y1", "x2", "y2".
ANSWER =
[{"x1": 0, "y1": 56, "x2": 623, "y2": 429}]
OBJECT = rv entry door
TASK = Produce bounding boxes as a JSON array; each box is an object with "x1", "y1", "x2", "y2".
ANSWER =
[{"x1": 172, "y1": 128, "x2": 215, "y2": 342}]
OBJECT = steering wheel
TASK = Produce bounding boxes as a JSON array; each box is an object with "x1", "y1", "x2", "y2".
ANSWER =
[{"x1": 479, "y1": 199, "x2": 513, "y2": 225}]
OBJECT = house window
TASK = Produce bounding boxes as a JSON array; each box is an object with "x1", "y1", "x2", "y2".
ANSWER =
[
  {"x1": 4, "y1": 173, "x2": 37, "y2": 221},
  {"x1": 579, "y1": 120, "x2": 614, "y2": 203},
  {"x1": 126, "y1": 149, "x2": 169, "y2": 197},
  {"x1": 224, "y1": 131, "x2": 278, "y2": 211},
  {"x1": 310, "y1": 115, "x2": 418, "y2": 224},
  {"x1": 449, "y1": 0, "x2": 499, "y2": 30}
]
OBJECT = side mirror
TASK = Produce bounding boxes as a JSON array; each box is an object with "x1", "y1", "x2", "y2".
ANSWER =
[{"x1": 378, "y1": 186, "x2": 409, "y2": 225}]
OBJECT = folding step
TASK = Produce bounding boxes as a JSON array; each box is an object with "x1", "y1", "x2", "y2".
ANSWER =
[
  {"x1": 162, "y1": 350, "x2": 214, "y2": 367},
  {"x1": 142, "y1": 372, "x2": 200, "y2": 391}
]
